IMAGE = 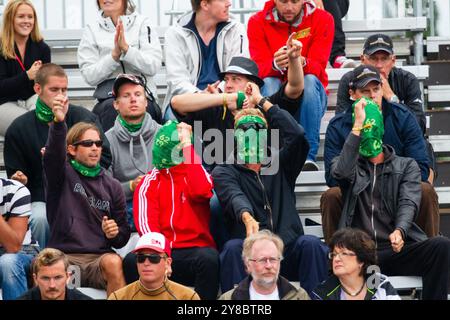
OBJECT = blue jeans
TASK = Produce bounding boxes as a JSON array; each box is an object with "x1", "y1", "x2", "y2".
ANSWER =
[
  {"x1": 262, "y1": 75, "x2": 328, "y2": 162},
  {"x1": 209, "y1": 191, "x2": 229, "y2": 252},
  {"x1": 0, "y1": 245, "x2": 40, "y2": 300},
  {"x1": 126, "y1": 200, "x2": 137, "y2": 232},
  {"x1": 30, "y1": 202, "x2": 49, "y2": 249}
]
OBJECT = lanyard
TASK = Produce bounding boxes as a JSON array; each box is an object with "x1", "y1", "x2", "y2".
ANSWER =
[{"x1": 15, "y1": 55, "x2": 26, "y2": 71}]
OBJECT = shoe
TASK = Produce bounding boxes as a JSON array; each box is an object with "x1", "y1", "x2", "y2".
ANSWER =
[
  {"x1": 302, "y1": 160, "x2": 319, "y2": 171},
  {"x1": 333, "y1": 56, "x2": 357, "y2": 69}
]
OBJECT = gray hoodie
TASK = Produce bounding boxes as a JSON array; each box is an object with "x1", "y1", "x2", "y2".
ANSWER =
[{"x1": 106, "y1": 114, "x2": 160, "y2": 200}]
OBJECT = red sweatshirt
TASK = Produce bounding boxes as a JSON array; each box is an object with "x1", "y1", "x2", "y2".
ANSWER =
[
  {"x1": 133, "y1": 145, "x2": 216, "y2": 249},
  {"x1": 248, "y1": 1, "x2": 334, "y2": 89}
]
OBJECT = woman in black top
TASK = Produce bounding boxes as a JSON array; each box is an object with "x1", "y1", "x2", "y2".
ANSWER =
[{"x1": 0, "y1": 0, "x2": 50, "y2": 136}]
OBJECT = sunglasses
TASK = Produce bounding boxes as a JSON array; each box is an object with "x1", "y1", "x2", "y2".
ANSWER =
[
  {"x1": 72, "y1": 139, "x2": 103, "y2": 148},
  {"x1": 236, "y1": 122, "x2": 267, "y2": 131},
  {"x1": 136, "y1": 253, "x2": 166, "y2": 264}
]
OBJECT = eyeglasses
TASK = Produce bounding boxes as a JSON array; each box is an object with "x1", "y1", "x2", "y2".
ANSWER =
[
  {"x1": 136, "y1": 253, "x2": 166, "y2": 264},
  {"x1": 236, "y1": 122, "x2": 267, "y2": 131},
  {"x1": 248, "y1": 257, "x2": 282, "y2": 266},
  {"x1": 72, "y1": 139, "x2": 103, "y2": 148},
  {"x1": 328, "y1": 252, "x2": 357, "y2": 260}
]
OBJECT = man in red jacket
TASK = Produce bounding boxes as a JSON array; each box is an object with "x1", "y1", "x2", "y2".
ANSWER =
[
  {"x1": 126, "y1": 120, "x2": 219, "y2": 300},
  {"x1": 248, "y1": 0, "x2": 334, "y2": 170}
]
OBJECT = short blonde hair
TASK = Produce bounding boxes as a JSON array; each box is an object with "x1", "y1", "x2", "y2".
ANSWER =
[
  {"x1": 33, "y1": 248, "x2": 69, "y2": 275},
  {"x1": 0, "y1": 0, "x2": 43, "y2": 59},
  {"x1": 242, "y1": 230, "x2": 284, "y2": 261}
]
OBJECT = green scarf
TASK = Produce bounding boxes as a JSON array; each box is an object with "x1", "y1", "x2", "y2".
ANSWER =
[
  {"x1": 234, "y1": 115, "x2": 267, "y2": 164},
  {"x1": 352, "y1": 97, "x2": 384, "y2": 158},
  {"x1": 152, "y1": 120, "x2": 184, "y2": 169},
  {"x1": 117, "y1": 115, "x2": 143, "y2": 133},
  {"x1": 70, "y1": 159, "x2": 101, "y2": 177},
  {"x1": 35, "y1": 97, "x2": 54, "y2": 123}
]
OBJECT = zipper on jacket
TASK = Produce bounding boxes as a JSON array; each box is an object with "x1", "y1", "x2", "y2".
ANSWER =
[
  {"x1": 255, "y1": 173, "x2": 274, "y2": 230},
  {"x1": 147, "y1": 26, "x2": 151, "y2": 43},
  {"x1": 168, "y1": 170, "x2": 177, "y2": 245},
  {"x1": 240, "y1": 35, "x2": 243, "y2": 53},
  {"x1": 371, "y1": 164, "x2": 378, "y2": 249}
]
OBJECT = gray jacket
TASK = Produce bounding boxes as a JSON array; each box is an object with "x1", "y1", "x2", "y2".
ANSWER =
[
  {"x1": 105, "y1": 114, "x2": 160, "y2": 200},
  {"x1": 331, "y1": 133, "x2": 427, "y2": 243},
  {"x1": 163, "y1": 12, "x2": 249, "y2": 109}
]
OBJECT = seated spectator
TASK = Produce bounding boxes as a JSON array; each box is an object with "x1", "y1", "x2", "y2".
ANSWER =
[
  {"x1": 109, "y1": 232, "x2": 200, "y2": 300},
  {"x1": 126, "y1": 121, "x2": 219, "y2": 300},
  {"x1": 0, "y1": 178, "x2": 39, "y2": 300},
  {"x1": 4, "y1": 63, "x2": 111, "y2": 249},
  {"x1": 329, "y1": 97, "x2": 450, "y2": 300},
  {"x1": 0, "y1": 0, "x2": 50, "y2": 136},
  {"x1": 163, "y1": 0, "x2": 249, "y2": 118},
  {"x1": 43, "y1": 101, "x2": 130, "y2": 297},
  {"x1": 105, "y1": 74, "x2": 161, "y2": 231},
  {"x1": 322, "y1": 65, "x2": 438, "y2": 242},
  {"x1": 247, "y1": 0, "x2": 334, "y2": 170},
  {"x1": 311, "y1": 228, "x2": 400, "y2": 300},
  {"x1": 17, "y1": 248, "x2": 92, "y2": 300},
  {"x1": 78, "y1": 0, "x2": 162, "y2": 131},
  {"x1": 213, "y1": 82, "x2": 328, "y2": 295},
  {"x1": 220, "y1": 230, "x2": 310, "y2": 300}
]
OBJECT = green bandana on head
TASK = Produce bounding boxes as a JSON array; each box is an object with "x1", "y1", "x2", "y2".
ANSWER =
[
  {"x1": 35, "y1": 97, "x2": 54, "y2": 123},
  {"x1": 152, "y1": 120, "x2": 184, "y2": 169},
  {"x1": 117, "y1": 115, "x2": 143, "y2": 133},
  {"x1": 352, "y1": 97, "x2": 384, "y2": 158},
  {"x1": 70, "y1": 159, "x2": 101, "y2": 177},
  {"x1": 234, "y1": 115, "x2": 267, "y2": 164}
]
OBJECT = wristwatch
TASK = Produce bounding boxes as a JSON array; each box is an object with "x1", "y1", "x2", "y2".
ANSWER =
[
  {"x1": 390, "y1": 95, "x2": 400, "y2": 103},
  {"x1": 257, "y1": 97, "x2": 268, "y2": 111}
]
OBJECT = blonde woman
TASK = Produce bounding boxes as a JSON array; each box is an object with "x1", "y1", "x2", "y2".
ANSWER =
[{"x1": 0, "y1": 0, "x2": 50, "y2": 136}]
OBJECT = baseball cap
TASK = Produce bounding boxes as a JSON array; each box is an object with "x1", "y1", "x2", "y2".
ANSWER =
[
  {"x1": 132, "y1": 232, "x2": 171, "y2": 257},
  {"x1": 363, "y1": 34, "x2": 394, "y2": 56},
  {"x1": 219, "y1": 56, "x2": 265, "y2": 88},
  {"x1": 112, "y1": 74, "x2": 145, "y2": 98},
  {"x1": 350, "y1": 65, "x2": 382, "y2": 90}
]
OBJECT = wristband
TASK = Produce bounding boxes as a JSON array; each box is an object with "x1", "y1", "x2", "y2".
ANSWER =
[{"x1": 236, "y1": 91, "x2": 246, "y2": 110}]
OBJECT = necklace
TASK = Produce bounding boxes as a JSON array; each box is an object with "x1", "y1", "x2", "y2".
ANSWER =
[{"x1": 340, "y1": 282, "x2": 365, "y2": 297}]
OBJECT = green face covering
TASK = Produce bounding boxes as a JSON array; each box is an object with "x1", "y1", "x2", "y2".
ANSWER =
[
  {"x1": 70, "y1": 159, "x2": 101, "y2": 177},
  {"x1": 152, "y1": 120, "x2": 184, "y2": 169},
  {"x1": 352, "y1": 97, "x2": 384, "y2": 158},
  {"x1": 234, "y1": 115, "x2": 268, "y2": 164},
  {"x1": 117, "y1": 115, "x2": 143, "y2": 133},
  {"x1": 35, "y1": 97, "x2": 54, "y2": 123}
]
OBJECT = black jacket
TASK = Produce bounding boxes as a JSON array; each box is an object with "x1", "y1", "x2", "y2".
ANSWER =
[
  {"x1": 4, "y1": 105, "x2": 112, "y2": 202},
  {"x1": 17, "y1": 286, "x2": 93, "y2": 300},
  {"x1": 336, "y1": 67, "x2": 426, "y2": 133},
  {"x1": 0, "y1": 39, "x2": 51, "y2": 104},
  {"x1": 331, "y1": 133, "x2": 427, "y2": 243},
  {"x1": 212, "y1": 105, "x2": 309, "y2": 246}
]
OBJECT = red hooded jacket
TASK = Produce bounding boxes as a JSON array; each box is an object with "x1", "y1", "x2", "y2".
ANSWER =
[
  {"x1": 133, "y1": 145, "x2": 216, "y2": 249},
  {"x1": 248, "y1": 1, "x2": 334, "y2": 89}
]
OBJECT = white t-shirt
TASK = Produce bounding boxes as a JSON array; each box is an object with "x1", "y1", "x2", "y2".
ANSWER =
[{"x1": 249, "y1": 282, "x2": 280, "y2": 300}]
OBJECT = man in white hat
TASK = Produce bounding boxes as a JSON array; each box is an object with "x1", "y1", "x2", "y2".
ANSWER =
[{"x1": 109, "y1": 232, "x2": 200, "y2": 300}]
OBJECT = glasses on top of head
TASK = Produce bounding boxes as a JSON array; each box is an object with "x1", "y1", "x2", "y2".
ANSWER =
[
  {"x1": 328, "y1": 251, "x2": 357, "y2": 260},
  {"x1": 236, "y1": 122, "x2": 267, "y2": 131},
  {"x1": 72, "y1": 139, "x2": 103, "y2": 148},
  {"x1": 136, "y1": 253, "x2": 166, "y2": 264},
  {"x1": 248, "y1": 257, "x2": 282, "y2": 266}
]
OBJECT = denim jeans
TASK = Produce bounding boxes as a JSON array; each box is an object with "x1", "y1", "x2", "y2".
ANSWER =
[
  {"x1": 30, "y1": 202, "x2": 49, "y2": 249},
  {"x1": 262, "y1": 75, "x2": 328, "y2": 162},
  {"x1": 126, "y1": 200, "x2": 137, "y2": 232},
  {"x1": 0, "y1": 244, "x2": 40, "y2": 300}
]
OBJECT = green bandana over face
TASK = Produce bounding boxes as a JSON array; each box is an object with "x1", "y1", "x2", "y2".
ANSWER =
[
  {"x1": 234, "y1": 115, "x2": 267, "y2": 164},
  {"x1": 70, "y1": 159, "x2": 101, "y2": 177},
  {"x1": 35, "y1": 97, "x2": 54, "y2": 123},
  {"x1": 152, "y1": 120, "x2": 184, "y2": 169},
  {"x1": 352, "y1": 97, "x2": 384, "y2": 158},
  {"x1": 117, "y1": 115, "x2": 143, "y2": 133}
]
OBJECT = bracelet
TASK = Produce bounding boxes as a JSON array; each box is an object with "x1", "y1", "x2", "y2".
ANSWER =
[
  {"x1": 222, "y1": 93, "x2": 228, "y2": 120},
  {"x1": 352, "y1": 126, "x2": 363, "y2": 131},
  {"x1": 236, "y1": 91, "x2": 246, "y2": 110},
  {"x1": 352, "y1": 123, "x2": 373, "y2": 132},
  {"x1": 129, "y1": 180, "x2": 134, "y2": 192}
]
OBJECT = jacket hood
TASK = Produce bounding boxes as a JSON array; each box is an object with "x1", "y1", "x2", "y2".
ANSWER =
[{"x1": 96, "y1": 10, "x2": 138, "y2": 32}]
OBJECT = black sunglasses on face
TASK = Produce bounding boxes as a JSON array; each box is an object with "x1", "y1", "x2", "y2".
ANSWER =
[
  {"x1": 72, "y1": 139, "x2": 103, "y2": 148},
  {"x1": 136, "y1": 253, "x2": 165, "y2": 264},
  {"x1": 236, "y1": 122, "x2": 267, "y2": 131}
]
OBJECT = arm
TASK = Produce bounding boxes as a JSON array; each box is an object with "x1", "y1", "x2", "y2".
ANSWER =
[
  {"x1": 171, "y1": 92, "x2": 239, "y2": 116},
  {"x1": 133, "y1": 170, "x2": 161, "y2": 236},
  {"x1": 183, "y1": 145, "x2": 214, "y2": 202},
  {"x1": 77, "y1": 25, "x2": 121, "y2": 86},
  {"x1": 4, "y1": 128, "x2": 30, "y2": 181},
  {"x1": 106, "y1": 183, "x2": 131, "y2": 249},
  {"x1": 121, "y1": 17, "x2": 163, "y2": 77},
  {"x1": 0, "y1": 216, "x2": 28, "y2": 253},
  {"x1": 324, "y1": 119, "x2": 347, "y2": 187},
  {"x1": 400, "y1": 72, "x2": 426, "y2": 133},
  {"x1": 0, "y1": 58, "x2": 32, "y2": 100},
  {"x1": 227, "y1": 22, "x2": 250, "y2": 58},
  {"x1": 284, "y1": 34, "x2": 304, "y2": 99}
]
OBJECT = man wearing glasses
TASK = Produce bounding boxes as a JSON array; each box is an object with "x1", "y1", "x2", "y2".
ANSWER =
[
  {"x1": 109, "y1": 232, "x2": 199, "y2": 300},
  {"x1": 220, "y1": 230, "x2": 310, "y2": 300},
  {"x1": 4, "y1": 63, "x2": 111, "y2": 250},
  {"x1": 42, "y1": 97, "x2": 130, "y2": 297}
]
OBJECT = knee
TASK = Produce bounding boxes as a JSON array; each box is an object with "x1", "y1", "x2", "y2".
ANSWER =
[
  {"x1": 295, "y1": 235, "x2": 324, "y2": 249},
  {"x1": 321, "y1": 187, "x2": 342, "y2": 207},
  {"x1": 0, "y1": 253, "x2": 20, "y2": 272},
  {"x1": 101, "y1": 254, "x2": 123, "y2": 274},
  {"x1": 429, "y1": 237, "x2": 450, "y2": 256},
  {"x1": 197, "y1": 248, "x2": 220, "y2": 268},
  {"x1": 421, "y1": 182, "x2": 438, "y2": 202}
]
